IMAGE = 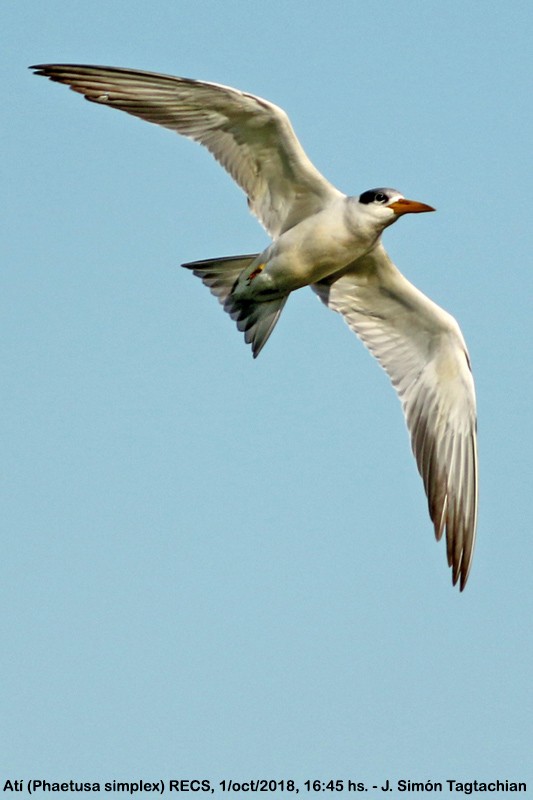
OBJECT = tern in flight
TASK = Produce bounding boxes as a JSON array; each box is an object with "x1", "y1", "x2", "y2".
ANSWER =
[{"x1": 32, "y1": 64, "x2": 478, "y2": 589}]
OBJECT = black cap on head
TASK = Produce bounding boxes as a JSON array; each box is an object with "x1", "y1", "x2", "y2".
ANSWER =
[{"x1": 359, "y1": 189, "x2": 391, "y2": 205}]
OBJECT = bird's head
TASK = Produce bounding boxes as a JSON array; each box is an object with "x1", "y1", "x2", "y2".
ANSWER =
[{"x1": 357, "y1": 188, "x2": 435, "y2": 229}]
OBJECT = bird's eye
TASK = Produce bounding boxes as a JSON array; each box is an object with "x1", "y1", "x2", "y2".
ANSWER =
[{"x1": 359, "y1": 189, "x2": 390, "y2": 205}]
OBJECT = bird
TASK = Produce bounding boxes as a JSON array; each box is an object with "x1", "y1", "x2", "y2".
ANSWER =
[{"x1": 31, "y1": 63, "x2": 478, "y2": 590}]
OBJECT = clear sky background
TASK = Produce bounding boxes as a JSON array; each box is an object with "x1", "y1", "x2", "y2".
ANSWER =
[{"x1": 3, "y1": 1, "x2": 532, "y2": 795}]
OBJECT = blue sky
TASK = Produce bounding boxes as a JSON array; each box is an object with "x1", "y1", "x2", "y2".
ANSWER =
[{"x1": 3, "y1": 0, "x2": 532, "y2": 794}]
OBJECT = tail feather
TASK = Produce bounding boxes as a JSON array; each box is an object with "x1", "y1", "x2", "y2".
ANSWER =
[
  {"x1": 182, "y1": 254, "x2": 258, "y2": 306},
  {"x1": 182, "y1": 255, "x2": 287, "y2": 357}
]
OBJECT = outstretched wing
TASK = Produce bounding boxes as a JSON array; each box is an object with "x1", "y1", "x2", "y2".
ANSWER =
[
  {"x1": 31, "y1": 64, "x2": 342, "y2": 238},
  {"x1": 313, "y1": 243, "x2": 478, "y2": 590}
]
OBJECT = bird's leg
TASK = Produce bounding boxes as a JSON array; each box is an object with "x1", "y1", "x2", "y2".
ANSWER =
[{"x1": 247, "y1": 263, "x2": 265, "y2": 283}]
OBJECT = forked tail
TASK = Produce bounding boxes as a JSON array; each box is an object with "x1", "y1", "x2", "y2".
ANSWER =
[{"x1": 182, "y1": 255, "x2": 287, "y2": 357}]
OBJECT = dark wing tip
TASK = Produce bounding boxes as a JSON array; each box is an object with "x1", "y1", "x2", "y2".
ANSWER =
[
  {"x1": 30, "y1": 64, "x2": 60, "y2": 80},
  {"x1": 30, "y1": 63, "x2": 70, "y2": 75}
]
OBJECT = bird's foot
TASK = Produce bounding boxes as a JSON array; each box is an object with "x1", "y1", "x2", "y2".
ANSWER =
[{"x1": 247, "y1": 263, "x2": 265, "y2": 283}]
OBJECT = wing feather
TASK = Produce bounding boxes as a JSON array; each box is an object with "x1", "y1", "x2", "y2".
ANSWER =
[
  {"x1": 31, "y1": 63, "x2": 342, "y2": 237},
  {"x1": 313, "y1": 243, "x2": 478, "y2": 589}
]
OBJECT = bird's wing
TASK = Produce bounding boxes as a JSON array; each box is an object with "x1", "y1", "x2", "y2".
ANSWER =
[
  {"x1": 31, "y1": 64, "x2": 343, "y2": 238},
  {"x1": 312, "y1": 243, "x2": 478, "y2": 589}
]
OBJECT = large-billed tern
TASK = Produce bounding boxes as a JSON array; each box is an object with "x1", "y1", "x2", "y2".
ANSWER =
[{"x1": 32, "y1": 64, "x2": 478, "y2": 590}]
